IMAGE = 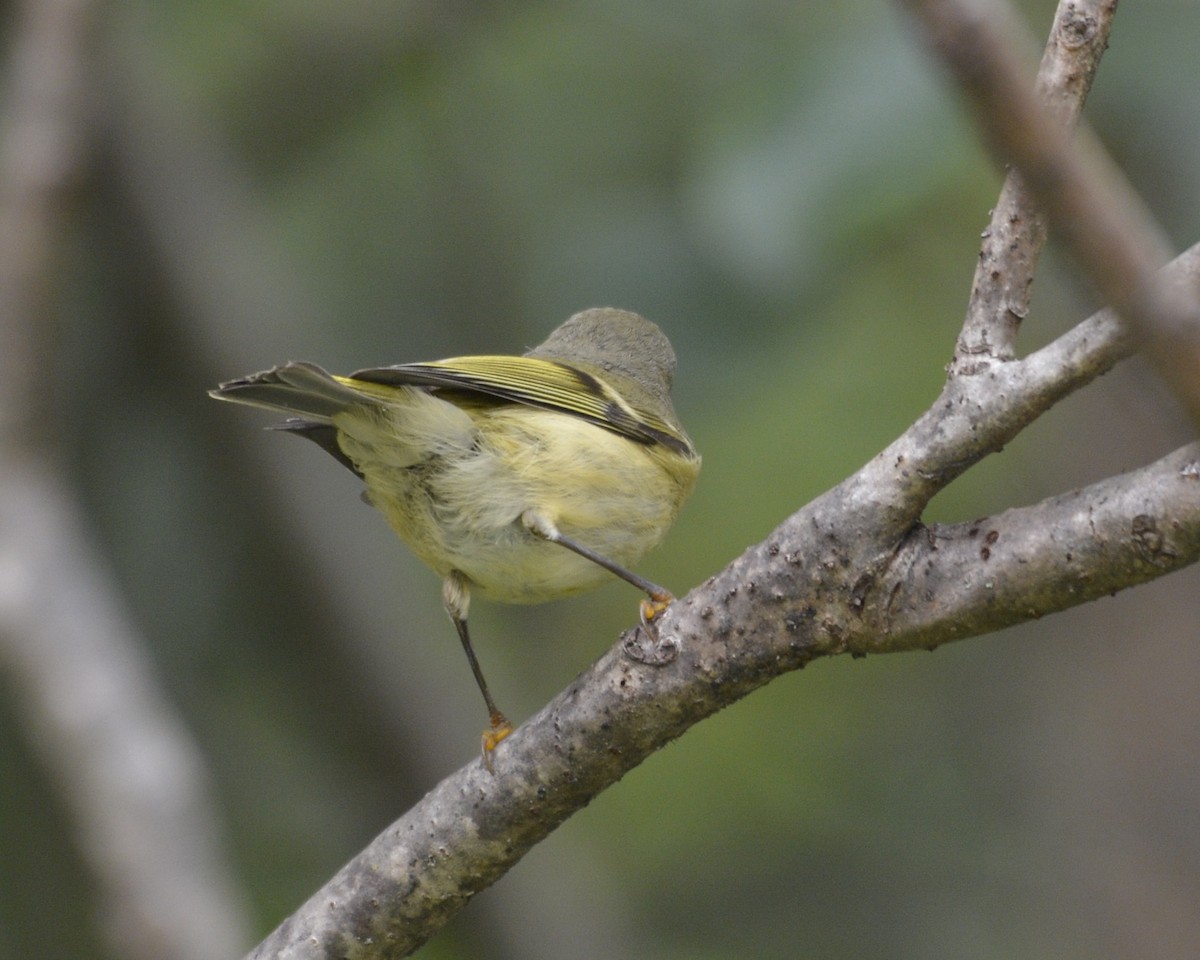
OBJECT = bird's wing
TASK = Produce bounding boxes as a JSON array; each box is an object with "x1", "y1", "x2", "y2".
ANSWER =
[{"x1": 348, "y1": 356, "x2": 692, "y2": 454}]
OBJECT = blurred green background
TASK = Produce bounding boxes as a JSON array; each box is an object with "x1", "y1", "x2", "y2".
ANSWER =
[{"x1": 3, "y1": 0, "x2": 1200, "y2": 957}]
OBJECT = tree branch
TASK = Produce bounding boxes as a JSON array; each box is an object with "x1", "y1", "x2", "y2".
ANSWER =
[
  {"x1": 875, "y1": 443, "x2": 1200, "y2": 645},
  {"x1": 243, "y1": 2, "x2": 1200, "y2": 956},
  {"x1": 248, "y1": 430, "x2": 1200, "y2": 958}
]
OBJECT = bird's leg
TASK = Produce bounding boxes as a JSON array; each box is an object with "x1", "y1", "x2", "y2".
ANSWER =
[
  {"x1": 443, "y1": 572, "x2": 511, "y2": 772},
  {"x1": 520, "y1": 511, "x2": 675, "y2": 625}
]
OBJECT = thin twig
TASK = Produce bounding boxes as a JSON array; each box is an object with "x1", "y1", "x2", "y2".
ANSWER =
[
  {"x1": 954, "y1": 0, "x2": 1116, "y2": 368},
  {"x1": 902, "y1": 0, "x2": 1200, "y2": 422}
]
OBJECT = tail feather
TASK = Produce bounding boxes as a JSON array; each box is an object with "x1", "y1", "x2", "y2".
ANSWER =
[
  {"x1": 209, "y1": 361, "x2": 377, "y2": 421},
  {"x1": 270, "y1": 418, "x2": 363, "y2": 477}
]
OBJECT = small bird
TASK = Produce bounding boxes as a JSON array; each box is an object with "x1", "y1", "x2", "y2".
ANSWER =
[{"x1": 210, "y1": 308, "x2": 700, "y2": 767}]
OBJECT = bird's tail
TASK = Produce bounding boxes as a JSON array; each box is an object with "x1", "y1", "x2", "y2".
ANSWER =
[
  {"x1": 209, "y1": 361, "x2": 379, "y2": 421},
  {"x1": 210, "y1": 361, "x2": 392, "y2": 476}
]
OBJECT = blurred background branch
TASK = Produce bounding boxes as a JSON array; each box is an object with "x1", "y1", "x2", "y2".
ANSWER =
[{"x1": 0, "y1": 1, "x2": 250, "y2": 958}]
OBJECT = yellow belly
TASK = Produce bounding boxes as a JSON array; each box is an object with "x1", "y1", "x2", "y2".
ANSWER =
[{"x1": 333, "y1": 392, "x2": 699, "y2": 604}]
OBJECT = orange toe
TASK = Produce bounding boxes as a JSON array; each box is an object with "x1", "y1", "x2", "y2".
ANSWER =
[
  {"x1": 640, "y1": 591, "x2": 675, "y2": 625},
  {"x1": 481, "y1": 714, "x2": 514, "y2": 773}
]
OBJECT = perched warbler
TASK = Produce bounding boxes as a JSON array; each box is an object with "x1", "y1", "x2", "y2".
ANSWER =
[{"x1": 210, "y1": 308, "x2": 700, "y2": 766}]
